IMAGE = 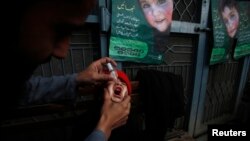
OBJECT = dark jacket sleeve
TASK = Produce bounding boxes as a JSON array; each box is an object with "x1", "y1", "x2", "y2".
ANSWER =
[
  {"x1": 84, "y1": 130, "x2": 106, "y2": 141},
  {"x1": 19, "y1": 74, "x2": 78, "y2": 106}
]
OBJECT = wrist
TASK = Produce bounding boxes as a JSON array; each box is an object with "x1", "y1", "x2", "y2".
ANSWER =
[{"x1": 96, "y1": 115, "x2": 112, "y2": 140}]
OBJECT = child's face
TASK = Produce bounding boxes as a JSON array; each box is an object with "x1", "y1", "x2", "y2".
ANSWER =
[
  {"x1": 221, "y1": 6, "x2": 239, "y2": 38},
  {"x1": 139, "y1": 0, "x2": 173, "y2": 32},
  {"x1": 107, "y1": 79, "x2": 128, "y2": 103}
]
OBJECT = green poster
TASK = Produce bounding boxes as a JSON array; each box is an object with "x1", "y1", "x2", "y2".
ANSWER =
[
  {"x1": 234, "y1": 1, "x2": 250, "y2": 59},
  {"x1": 210, "y1": 0, "x2": 231, "y2": 65},
  {"x1": 210, "y1": 0, "x2": 250, "y2": 65},
  {"x1": 109, "y1": 0, "x2": 173, "y2": 64}
]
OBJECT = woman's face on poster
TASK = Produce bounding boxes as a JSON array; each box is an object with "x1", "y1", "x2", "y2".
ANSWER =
[
  {"x1": 221, "y1": 6, "x2": 239, "y2": 38},
  {"x1": 139, "y1": 0, "x2": 173, "y2": 32}
]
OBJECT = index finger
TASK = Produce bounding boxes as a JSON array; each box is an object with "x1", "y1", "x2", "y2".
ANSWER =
[{"x1": 100, "y1": 57, "x2": 117, "y2": 67}]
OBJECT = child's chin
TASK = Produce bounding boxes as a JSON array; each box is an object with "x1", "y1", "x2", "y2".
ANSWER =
[{"x1": 111, "y1": 97, "x2": 123, "y2": 102}]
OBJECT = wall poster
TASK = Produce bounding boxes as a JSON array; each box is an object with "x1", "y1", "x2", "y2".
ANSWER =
[
  {"x1": 210, "y1": 0, "x2": 250, "y2": 65},
  {"x1": 234, "y1": 1, "x2": 250, "y2": 60},
  {"x1": 109, "y1": 0, "x2": 174, "y2": 64}
]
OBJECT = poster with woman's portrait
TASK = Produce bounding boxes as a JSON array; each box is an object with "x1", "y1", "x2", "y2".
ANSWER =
[
  {"x1": 210, "y1": 0, "x2": 250, "y2": 65},
  {"x1": 210, "y1": 0, "x2": 238, "y2": 65},
  {"x1": 109, "y1": 0, "x2": 173, "y2": 64}
]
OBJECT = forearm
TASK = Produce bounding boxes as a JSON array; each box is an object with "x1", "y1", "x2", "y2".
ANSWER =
[
  {"x1": 95, "y1": 115, "x2": 112, "y2": 140},
  {"x1": 19, "y1": 74, "x2": 78, "y2": 105}
]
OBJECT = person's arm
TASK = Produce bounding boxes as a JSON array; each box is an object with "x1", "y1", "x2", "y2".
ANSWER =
[
  {"x1": 84, "y1": 88, "x2": 131, "y2": 141},
  {"x1": 99, "y1": 88, "x2": 131, "y2": 139},
  {"x1": 19, "y1": 74, "x2": 78, "y2": 105},
  {"x1": 19, "y1": 57, "x2": 117, "y2": 106}
]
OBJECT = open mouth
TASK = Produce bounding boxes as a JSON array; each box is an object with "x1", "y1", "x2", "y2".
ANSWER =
[{"x1": 114, "y1": 86, "x2": 122, "y2": 98}]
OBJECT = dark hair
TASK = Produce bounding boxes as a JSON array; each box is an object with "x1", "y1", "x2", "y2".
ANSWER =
[{"x1": 218, "y1": 0, "x2": 238, "y2": 15}]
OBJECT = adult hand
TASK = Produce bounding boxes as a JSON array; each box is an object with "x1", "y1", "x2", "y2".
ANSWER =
[
  {"x1": 76, "y1": 57, "x2": 117, "y2": 86},
  {"x1": 96, "y1": 88, "x2": 131, "y2": 139}
]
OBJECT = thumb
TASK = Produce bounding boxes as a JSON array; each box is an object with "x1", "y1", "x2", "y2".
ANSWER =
[{"x1": 103, "y1": 88, "x2": 111, "y2": 100}]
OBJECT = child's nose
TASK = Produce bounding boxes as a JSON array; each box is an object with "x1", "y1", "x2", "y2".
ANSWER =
[
  {"x1": 228, "y1": 20, "x2": 234, "y2": 27},
  {"x1": 115, "y1": 81, "x2": 122, "y2": 85}
]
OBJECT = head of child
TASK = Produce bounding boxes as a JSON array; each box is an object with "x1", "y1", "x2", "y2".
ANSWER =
[
  {"x1": 138, "y1": 0, "x2": 173, "y2": 32},
  {"x1": 107, "y1": 70, "x2": 132, "y2": 103},
  {"x1": 219, "y1": 0, "x2": 239, "y2": 38}
]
